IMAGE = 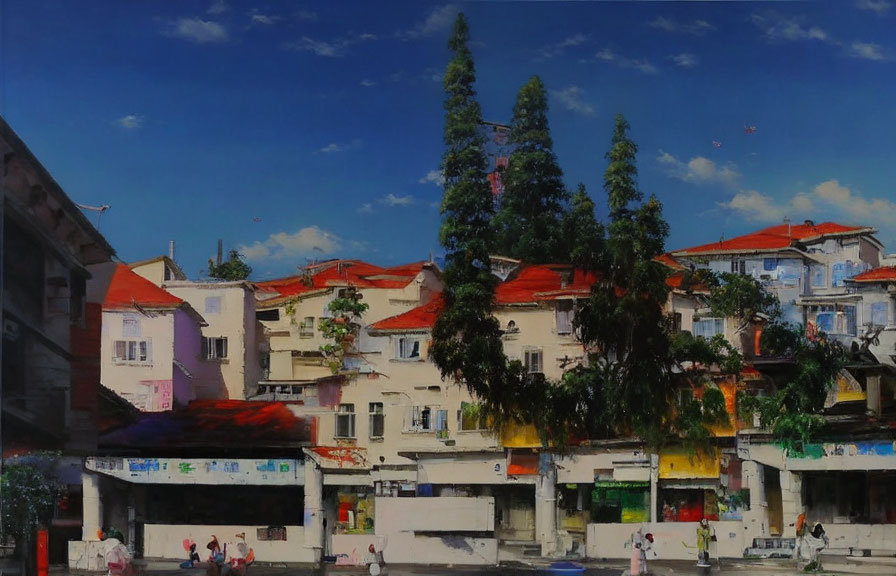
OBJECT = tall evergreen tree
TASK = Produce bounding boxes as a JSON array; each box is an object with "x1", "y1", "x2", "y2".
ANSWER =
[
  {"x1": 561, "y1": 183, "x2": 604, "y2": 271},
  {"x1": 571, "y1": 114, "x2": 673, "y2": 443},
  {"x1": 430, "y1": 14, "x2": 508, "y2": 412},
  {"x1": 493, "y1": 76, "x2": 569, "y2": 262}
]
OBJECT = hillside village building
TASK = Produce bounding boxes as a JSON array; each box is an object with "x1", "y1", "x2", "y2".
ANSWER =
[{"x1": 1, "y1": 116, "x2": 116, "y2": 562}]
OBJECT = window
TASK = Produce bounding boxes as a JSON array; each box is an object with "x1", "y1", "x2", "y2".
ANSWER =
[
  {"x1": 810, "y1": 264, "x2": 826, "y2": 288},
  {"x1": 407, "y1": 406, "x2": 434, "y2": 431},
  {"x1": 523, "y1": 349, "x2": 543, "y2": 374},
  {"x1": 205, "y1": 296, "x2": 222, "y2": 314},
  {"x1": 122, "y1": 313, "x2": 141, "y2": 337},
  {"x1": 300, "y1": 316, "x2": 315, "y2": 338},
  {"x1": 672, "y1": 312, "x2": 683, "y2": 334},
  {"x1": 458, "y1": 402, "x2": 488, "y2": 431},
  {"x1": 871, "y1": 301, "x2": 889, "y2": 327},
  {"x1": 336, "y1": 404, "x2": 356, "y2": 438},
  {"x1": 556, "y1": 300, "x2": 575, "y2": 335},
  {"x1": 202, "y1": 336, "x2": 228, "y2": 360},
  {"x1": 397, "y1": 337, "x2": 421, "y2": 360},
  {"x1": 731, "y1": 259, "x2": 746, "y2": 275},
  {"x1": 369, "y1": 402, "x2": 384, "y2": 438},
  {"x1": 693, "y1": 318, "x2": 725, "y2": 340},
  {"x1": 435, "y1": 409, "x2": 449, "y2": 439},
  {"x1": 113, "y1": 339, "x2": 152, "y2": 363}
]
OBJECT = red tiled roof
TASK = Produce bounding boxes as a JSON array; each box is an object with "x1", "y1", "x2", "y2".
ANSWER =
[
  {"x1": 851, "y1": 266, "x2": 896, "y2": 283},
  {"x1": 672, "y1": 222, "x2": 873, "y2": 256},
  {"x1": 254, "y1": 260, "x2": 425, "y2": 300},
  {"x1": 104, "y1": 263, "x2": 183, "y2": 309},
  {"x1": 655, "y1": 253, "x2": 686, "y2": 270},
  {"x1": 496, "y1": 265, "x2": 597, "y2": 304},
  {"x1": 369, "y1": 293, "x2": 445, "y2": 331}
]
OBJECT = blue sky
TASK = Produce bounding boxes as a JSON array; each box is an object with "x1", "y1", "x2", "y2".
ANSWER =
[{"x1": 3, "y1": 1, "x2": 896, "y2": 279}]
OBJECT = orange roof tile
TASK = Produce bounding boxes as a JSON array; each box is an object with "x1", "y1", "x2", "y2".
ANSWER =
[
  {"x1": 369, "y1": 293, "x2": 445, "y2": 331},
  {"x1": 104, "y1": 263, "x2": 183, "y2": 309},
  {"x1": 673, "y1": 222, "x2": 872, "y2": 256},
  {"x1": 655, "y1": 253, "x2": 686, "y2": 270},
  {"x1": 851, "y1": 266, "x2": 896, "y2": 283},
  {"x1": 495, "y1": 265, "x2": 596, "y2": 304},
  {"x1": 254, "y1": 260, "x2": 425, "y2": 300}
]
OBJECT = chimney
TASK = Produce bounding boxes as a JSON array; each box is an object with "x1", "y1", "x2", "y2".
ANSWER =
[
  {"x1": 784, "y1": 216, "x2": 791, "y2": 238},
  {"x1": 217, "y1": 239, "x2": 223, "y2": 266},
  {"x1": 168, "y1": 240, "x2": 176, "y2": 261}
]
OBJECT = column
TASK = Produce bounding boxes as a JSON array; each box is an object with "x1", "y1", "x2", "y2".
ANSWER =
[
  {"x1": 740, "y1": 461, "x2": 767, "y2": 545},
  {"x1": 82, "y1": 471, "x2": 103, "y2": 541},
  {"x1": 779, "y1": 471, "x2": 804, "y2": 538},
  {"x1": 536, "y1": 457, "x2": 558, "y2": 556},
  {"x1": 303, "y1": 457, "x2": 323, "y2": 563}
]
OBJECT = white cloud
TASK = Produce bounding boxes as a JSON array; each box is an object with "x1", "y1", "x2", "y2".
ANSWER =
[
  {"x1": 849, "y1": 41, "x2": 888, "y2": 60},
  {"x1": 649, "y1": 16, "x2": 715, "y2": 35},
  {"x1": 595, "y1": 48, "x2": 657, "y2": 74},
  {"x1": 719, "y1": 190, "x2": 788, "y2": 222},
  {"x1": 207, "y1": 0, "x2": 228, "y2": 15},
  {"x1": 239, "y1": 226, "x2": 342, "y2": 262},
  {"x1": 404, "y1": 4, "x2": 459, "y2": 39},
  {"x1": 419, "y1": 169, "x2": 445, "y2": 186},
  {"x1": 357, "y1": 203, "x2": 373, "y2": 214},
  {"x1": 550, "y1": 85, "x2": 596, "y2": 117},
  {"x1": 286, "y1": 33, "x2": 375, "y2": 57},
  {"x1": 856, "y1": 0, "x2": 893, "y2": 15},
  {"x1": 249, "y1": 12, "x2": 280, "y2": 26},
  {"x1": 812, "y1": 179, "x2": 896, "y2": 221},
  {"x1": 670, "y1": 53, "x2": 698, "y2": 68},
  {"x1": 750, "y1": 13, "x2": 830, "y2": 43},
  {"x1": 719, "y1": 180, "x2": 896, "y2": 233},
  {"x1": 318, "y1": 139, "x2": 361, "y2": 154},
  {"x1": 360, "y1": 79, "x2": 377, "y2": 87},
  {"x1": 116, "y1": 114, "x2": 143, "y2": 130},
  {"x1": 657, "y1": 150, "x2": 741, "y2": 187},
  {"x1": 537, "y1": 33, "x2": 588, "y2": 60},
  {"x1": 169, "y1": 18, "x2": 229, "y2": 44},
  {"x1": 380, "y1": 193, "x2": 414, "y2": 206}
]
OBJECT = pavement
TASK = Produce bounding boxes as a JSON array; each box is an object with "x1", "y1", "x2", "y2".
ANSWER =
[{"x1": 52, "y1": 553, "x2": 894, "y2": 576}]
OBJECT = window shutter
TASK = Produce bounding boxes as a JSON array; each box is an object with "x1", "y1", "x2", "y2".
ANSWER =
[
  {"x1": 145, "y1": 339, "x2": 153, "y2": 363},
  {"x1": 201, "y1": 337, "x2": 209, "y2": 359},
  {"x1": 114, "y1": 340, "x2": 126, "y2": 360}
]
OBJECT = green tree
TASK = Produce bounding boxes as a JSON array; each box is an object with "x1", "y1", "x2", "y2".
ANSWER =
[
  {"x1": 699, "y1": 270, "x2": 843, "y2": 450},
  {"x1": 208, "y1": 249, "x2": 252, "y2": 280},
  {"x1": 738, "y1": 323, "x2": 843, "y2": 451},
  {"x1": 561, "y1": 183, "x2": 604, "y2": 271},
  {"x1": 1, "y1": 461, "x2": 61, "y2": 559},
  {"x1": 430, "y1": 13, "x2": 509, "y2": 415},
  {"x1": 569, "y1": 114, "x2": 673, "y2": 442},
  {"x1": 318, "y1": 288, "x2": 369, "y2": 374},
  {"x1": 493, "y1": 76, "x2": 569, "y2": 262}
]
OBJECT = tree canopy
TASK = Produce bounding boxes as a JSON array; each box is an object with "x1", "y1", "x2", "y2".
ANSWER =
[
  {"x1": 207, "y1": 249, "x2": 252, "y2": 281},
  {"x1": 430, "y1": 13, "x2": 509, "y2": 415},
  {"x1": 492, "y1": 76, "x2": 569, "y2": 263}
]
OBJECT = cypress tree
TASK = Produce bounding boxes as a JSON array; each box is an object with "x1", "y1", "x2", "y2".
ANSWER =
[
  {"x1": 430, "y1": 14, "x2": 508, "y2": 411},
  {"x1": 493, "y1": 76, "x2": 569, "y2": 262},
  {"x1": 561, "y1": 183, "x2": 604, "y2": 271}
]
